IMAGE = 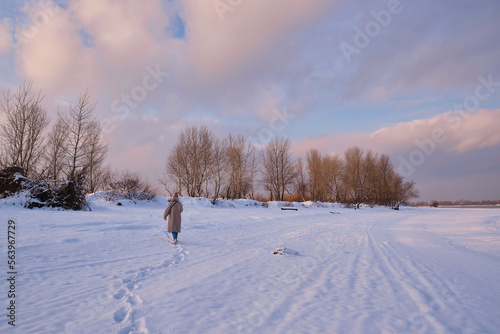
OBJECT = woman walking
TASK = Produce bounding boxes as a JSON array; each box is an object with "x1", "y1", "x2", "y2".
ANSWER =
[{"x1": 163, "y1": 192, "x2": 183, "y2": 244}]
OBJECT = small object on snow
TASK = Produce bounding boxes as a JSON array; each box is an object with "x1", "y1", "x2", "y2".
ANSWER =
[
  {"x1": 273, "y1": 246, "x2": 285, "y2": 255},
  {"x1": 117, "y1": 202, "x2": 122, "y2": 206},
  {"x1": 330, "y1": 211, "x2": 340, "y2": 214},
  {"x1": 272, "y1": 245, "x2": 299, "y2": 255},
  {"x1": 281, "y1": 207, "x2": 298, "y2": 211}
]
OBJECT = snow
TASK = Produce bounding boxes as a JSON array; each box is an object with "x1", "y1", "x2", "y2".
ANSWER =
[{"x1": 1, "y1": 196, "x2": 500, "y2": 333}]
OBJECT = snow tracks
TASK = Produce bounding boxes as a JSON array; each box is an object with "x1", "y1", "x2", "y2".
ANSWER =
[
  {"x1": 241, "y1": 215, "x2": 470, "y2": 334},
  {"x1": 112, "y1": 238, "x2": 188, "y2": 334},
  {"x1": 329, "y1": 219, "x2": 469, "y2": 333}
]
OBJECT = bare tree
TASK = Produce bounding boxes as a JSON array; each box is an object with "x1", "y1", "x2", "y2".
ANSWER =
[
  {"x1": 376, "y1": 154, "x2": 395, "y2": 206},
  {"x1": 83, "y1": 120, "x2": 109, "y2": 193},
  {"x1": 306, "y1": 148, "x2": 325, "y2": 201},
  {"x1": 342, "y1": 146, "x2": 376, "y2": 208},
  {"x1": 198, "y1": 128, "x2": 215, "y2": 197},
  {"x1": 59, "y1": 91, "x2": 97, "y2": 181},
  {"x1": 209, "y1": 136, "x2": 228, "y2": 201},
  {"x1": 157, "y1": 170, "x2": 177, "y2": 197},
  {"x1": 0, "y1": 82, "x2": 50, "y2": 177},
  {"x1": 226, "y1": 134, "x2": 254, "y2": 199},
  {"x1": 363, "y1": 149, "x2": 378, "y2": 204},
  {"x1": 294, "y1": 157, "x2": 308, "y2": 201},
  {"x1": 247, "y1": 145, "x2": 258, "y2": 199},
  {"x1": 392, "y1": 176, "x2": 419, "y2": 207},
  {"x1": 261, "y1": 136, "x2": 296, "y2": 201},
  {"x1": 43, "y1": 118, "x2": 68, "y2": 181},
  {"x1": 164, "y1": 143, "x2": 184, "y2": 195},
  {"x1": 323, "y1": 153, "x2": 344, "y2": 203},
  {"x1": 165, "y1": 126, "x2": 215, "y2": 197}
]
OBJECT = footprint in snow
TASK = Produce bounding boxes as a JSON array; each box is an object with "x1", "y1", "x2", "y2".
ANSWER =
[
  {"x1": 113, "y1": 288, "x2": 126, "y2": 299},
  {"x1": 113, "y1": 305, "x2": 130, "y2": 323},
  {"x1": 111, "y1": 237, "x2": 188, "y2": 332}
]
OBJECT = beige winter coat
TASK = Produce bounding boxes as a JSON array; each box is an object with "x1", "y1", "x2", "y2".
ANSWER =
[{"x1": 163, "y1": 199, "x2": 183, "y2": 233}]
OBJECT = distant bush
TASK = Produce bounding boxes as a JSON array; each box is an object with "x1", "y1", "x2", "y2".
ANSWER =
[
  {"x1": 103, "y1": 190, "x2": 155, "y2": 202},
  {"x1": 252, "y1": 193, "x2": 269, "y2": 203},
  {"x1": 104, "y1": 170, "x2": 156, "y2": 202}
]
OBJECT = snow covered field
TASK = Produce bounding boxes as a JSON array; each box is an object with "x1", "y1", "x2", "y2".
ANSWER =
[{"x1": 1, "y1": 195, "x2": 500, "y2": 334}]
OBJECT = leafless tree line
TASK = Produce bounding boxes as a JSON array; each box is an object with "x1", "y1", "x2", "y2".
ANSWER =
[
  {"x1": 299, "y1": 147, "x2": 419, "y2": 207},
  {"x1": 162, "y1": 126, "x2": 258, "y2": 200},
  {"x1": 162, "y1": 126, "x2": 419, "y2": 206},
  {"x1": 1, "y1": 83, "x2": 418, "y2": 205},
  {"x1": 415, "y1": 199, "x2": 500, "y2": 207},
  {"x1": 0, "y1": 82, "x2": 109, "y2": 194}
]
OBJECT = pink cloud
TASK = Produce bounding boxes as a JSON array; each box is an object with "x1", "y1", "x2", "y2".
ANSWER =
[
  {"x1": 117, "y1": 144, "x2": 155, "y2": 172},
  {"x1": 13, "y1": 0, "x2": 181, "y2": 122},
  {"x1": 15, "y1": 2, "x2": 96, "y2": 94},
  {"x1": 184, "y1": 0, "x2": 333, "y2": 76},
  {"x1": 0, "y1": 19, "x2": 12, "y2": 54},
  {"x1": 450, "y1": 109, "x2": 500, "y2": 152},
  {"x1": 293, "y1": 109, "x2": 500, "y2": 156},
  {"x1": 370, "y1": 109, "x2": 500, "y2": 153},
  {"x1": 71, "y1": 0, "x2": 168, "y2": 63}
]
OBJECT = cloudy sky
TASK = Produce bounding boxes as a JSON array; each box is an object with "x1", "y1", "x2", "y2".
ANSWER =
[{"x1": 1, "y1": 0, "x2": 499, "y2": 201}]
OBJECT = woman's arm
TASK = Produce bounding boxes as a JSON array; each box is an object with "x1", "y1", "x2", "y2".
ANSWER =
[{"x1": 163, "y1": 201, "x2": 173, "y2": 220}]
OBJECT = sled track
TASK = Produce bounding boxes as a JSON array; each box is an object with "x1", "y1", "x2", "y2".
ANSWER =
[
  {"x1": 260, "y1": 220, "x2": 473, "y2": 333},
  {"x1": 233, "y1": 222, "x2": 362, "y2": 333},
  {"x1": 329, "y1": 225, "x2": 375, "y2": 333},
  {"x1": 112, "y1": 239, "x2": 189, "y2": 334},
  {"x1": 365, "y1": 222, "x2": 474, "y2": 333}
]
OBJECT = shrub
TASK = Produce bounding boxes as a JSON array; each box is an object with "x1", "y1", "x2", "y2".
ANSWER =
[
  {"x1": 104, "y1": 170, "x2": 156, "y2": 203},
  {"x1": 0, "y1": 165, "x2": 89, "y2": 210},
  {"x1": 103, "y1": 190, "x2": 155, "y2": 202},
  {"x1": 0, "y1": 166, "x2": 25, "y2": 197}
]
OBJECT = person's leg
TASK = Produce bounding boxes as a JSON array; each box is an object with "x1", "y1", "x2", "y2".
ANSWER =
[{"x1": 172, "y1": 232, "x2": 178, "y2": 240}]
